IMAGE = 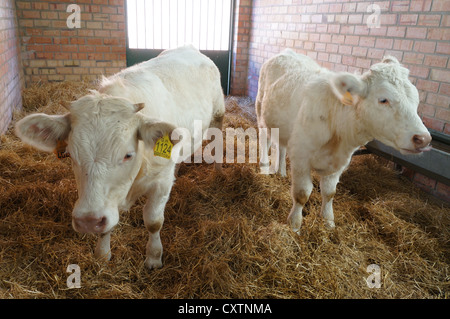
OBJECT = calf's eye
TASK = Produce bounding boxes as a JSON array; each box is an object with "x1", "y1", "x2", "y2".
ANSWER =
[
  {"x1": 378, "y1": 98, "x2": 389, "y2": 105},
  {"x1": 124, "y1": 153, "x2": 134, "y2": 161}
]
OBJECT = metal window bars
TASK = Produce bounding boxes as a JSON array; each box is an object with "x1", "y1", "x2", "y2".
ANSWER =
[{"x1": 127, "y1": 0, "x2": 232, "y2": 51}]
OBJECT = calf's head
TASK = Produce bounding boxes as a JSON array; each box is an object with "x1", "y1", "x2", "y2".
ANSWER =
[
  {"x1": 330, "y1": 56, "x2": 431, "y2": 154},
  {"x1": 15, "y1": 92, "x2": 176, "y2": 234}
]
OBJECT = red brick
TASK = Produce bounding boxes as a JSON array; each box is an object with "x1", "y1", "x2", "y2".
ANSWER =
[
  {"x1": 367, "y1": 48, "x2": 384, "y2": 59},
  {"x1": 444, "y1": 123, "x2": 450, "y2": 135},
  {"x1": 61, "y1": 45, "x2": 78, "y2": 52},
  {"x1": 369, "y1": 26, "x2": 387, "y2": 36},
  {"x1": 418, "y1": 103, "x2": 436, "y2": 117},
  {"x1": 443, "y1": 15, "x2": 450, "y2": 27},
  {"x1": 436, "y1": 183, "x2": 450, "y2": 203},
  {"x1": 426, "y1": 93, "x2": 450, "y2": 108},
  {"x1": 16, "y1": 1, "x2": 31, "y2": 10},
  {"x1": 79, "y1": 45, "x2": 95, "y2": 53},
  {"x1": 356, "y1": 57, "x2": 371, "y2": 69},
  {"x1": 354, "y1": 25, "x2": 370, "y2": 35},
  {"x1": 430, "y1": 69, "x2": 450, "y2": 83},
  {"x1": 436, "y1": 108, "x2": 450, "y2": 122},
  {"x1": 338, "y1": 45, "x2": 352, "y2": 55},
  {"x1": 418, "y1": 14, "x2": 442, "y2": 26},
  {"x1": 387, "y1": 26, "x2": 406, "y2": 37},
  {"x1": 54, "y1": 52, "x2": 70, "y2": 60},
  {"x1": 409, "y1": 0, "x2": 432, "y2": 11},
  {"x1": 403, "y1": 52, "x2": 425, "y2": 64},
  {"x1": 431, "y1": 0, "x2": 450, "y2": 11},
  {"x1": 391, "y1": 0, "x2": 410, "y2": 11},
  {"x1": 342, "y1": 55, "x2": 356, "y2": 66},
  {"x1": 352, "y1": 46, "x2": 368, "y2": 57},
  {"x1": 35, "y1": 52, "x2": 53, "y2": 59},
  {"x1": 32, "y1": 36, "x2": 52, "y2": 44},
  {"x1": 317, "y1": 52, "x2": 329, "y2": 61},
  {"x1": 341, "y1": 25, "x2": 355, "y2": 35},
  {"x1": 329, "y1": 4, "x2": 342, "y2": 13},
  {"x1": 22, "y1": 10, "x2": 40, "y2": 19},
  {"x1": 348, "y1": 14, "x2": 363, "y2": 24},
  {"x1": 440, "y1": 83, "x2": 450, "y2": 95},
  {"x1": 44, "y1": 45, "x2": 61, "y2": 52},
  {"x1": 332, "y1": 34, "x2": 345, "y2": 44},
  {"x1": 87, "y1": 38, "x2": 103, "y2": 45},
  {"x1": 416, "y1": 79, "x2": 439, "y2": 92},
  {"x1": 95, "y1": 45, "x2": 111, "y2": 53},
  {"x1": 393, "y1": 39, "x2": 414, "y2": 51},
  {"x1": 380, "y1": 14, "x2": 398, "y2": 25},
  {"x1": 436, "y1": 42, "x2": 450, "y2": 55},
  {"x1": 342, "y1": 2, "x2": 357, "y2": 12},
  {"x1": 408, "y1": 65, "x2": 430, "y2": 78},
  {"x1": 70, "y1": 38, "x2": 86, "y2": 45},
  {"x1": 399, "y1": 14, "x2": 418, "y2": 25},
  {"x1": 428, "y1": 28, "x2": 450, "y2": 40},
  {"x1": 40, "y1": 11, "x2": 58, "y2": 19},
  {"x1": 345, "y1": 35, "x2": 359, "y2": 45},
  {"x1": 414, "y1": 41, "x2": 437, "y2": 53},
  {"x1": 414, "y1": 172, "x2": 437, "y2": 189},
  {"x1": 422, "y1": 116, "x2": 444, "y2": 131},
  {"x1": 406, "y1": 27, "x2": 427, "y2": 38},
  {"x1": 359, "y1": 36, "x2": 375, "y2": 47},
  {"x1": 375, "y1": 38, "x2": 393, "y2": 49}
]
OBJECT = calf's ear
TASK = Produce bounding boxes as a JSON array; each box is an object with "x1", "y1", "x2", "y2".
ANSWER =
[
  {"x1": 329, "y1": 73, "x2": 368, "y2": 106},
  {"x1": 15, "y1": 113, "x2": 71, "y2": 152},
  {"x1": 138, "y1": 117, "x2": 178, "y2": 149}
]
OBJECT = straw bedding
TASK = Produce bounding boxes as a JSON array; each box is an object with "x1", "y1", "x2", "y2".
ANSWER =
[{"x1": 0, "y1": 81, "x2": 448, "y2": 299}]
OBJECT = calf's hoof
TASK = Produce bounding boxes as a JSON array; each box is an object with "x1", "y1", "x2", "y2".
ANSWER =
[
  {"x1": 324, "y1": 220, "x2": 335, "y2": 229},
  {"x1": 94, "y1": 250, "x2": 112, "y2": 263},
  {"x1": 145, "y1": 257, "x2": 163, "y2": 270}
]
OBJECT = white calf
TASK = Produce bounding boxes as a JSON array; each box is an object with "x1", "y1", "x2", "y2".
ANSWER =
[
  {"x1": 256, "y1": 50, "x2": 431, "y2": 233},
  {"x1": 15, "y1": 45, "x2": 225, "y2": 269}
]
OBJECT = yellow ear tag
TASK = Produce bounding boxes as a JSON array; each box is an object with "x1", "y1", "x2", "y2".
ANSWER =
[
  {"x1": 153, "y1": 134, "x2": 173, "y2": 159},
  {"x1": 341, "y1": 91, "x2": 354, "y2": 106},
  {"x1": 54, "y1": 140, "x2": 70, "y2": 159}
]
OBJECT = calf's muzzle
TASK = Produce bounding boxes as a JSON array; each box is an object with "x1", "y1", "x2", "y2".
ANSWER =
[
  {"x1": 73, "y1": 216, "x2": 107, "y2": 234},
  {"x1": 412, "y1": 132, "x2": 432, "y2": 151}
]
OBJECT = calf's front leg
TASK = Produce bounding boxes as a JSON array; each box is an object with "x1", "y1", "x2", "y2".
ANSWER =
[
  {"x1": 319, "y1": 171, "x2": 342, "y2": 229},
  {"x1": 94, "y1": 231, "x2": 112, "y2": 261},
  {"x1": 143, "y1": 181, "x2": 173, "y2": 269},
  {"x1": 288, "y1": 163, "x2": 313, "y2": 234}
]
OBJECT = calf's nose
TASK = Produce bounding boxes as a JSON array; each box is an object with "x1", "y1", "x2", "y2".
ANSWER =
[
  {"x1": 73, "y1": 216, "x2": 107, "y2": 234},
  {"x1": 412, "y1": 133, "x2": 432, "y2": 149}
]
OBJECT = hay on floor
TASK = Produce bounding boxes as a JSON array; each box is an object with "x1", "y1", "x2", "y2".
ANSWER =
[{"x1": 0, "y1": 82, "x2": 448, "y2": 299}]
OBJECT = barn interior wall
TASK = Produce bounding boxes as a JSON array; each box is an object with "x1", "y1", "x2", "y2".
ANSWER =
[
  {"x1": 15, "y1": 0, "x2": 127, "y2": 85},
  {"x1": 241, "y1": 0, "x2": 449, "y2": 201},
  {"x1": 0, "y1": 0, "x2": 24, "y2": 134},
  {"x1": 230, "y1": 0, "x2": 253, "y2": 95}
]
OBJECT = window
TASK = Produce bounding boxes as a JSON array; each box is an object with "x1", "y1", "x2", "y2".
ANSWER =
[{"x1": 127, "y1": 0, "x2": 232, "y2": 50}]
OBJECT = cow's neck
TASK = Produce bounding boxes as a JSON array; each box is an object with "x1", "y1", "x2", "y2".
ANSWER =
[{"x1": 331, "y1": 100, "x2": 372, "y2": 152}]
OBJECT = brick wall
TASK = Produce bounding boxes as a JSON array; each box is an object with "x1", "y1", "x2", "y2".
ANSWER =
[
  {"x1": 16, "y1": 0, "x2": 126, "y2": 84},
  {"x1": 246, "y1": 0, "x2": 450, "y2": 137},
  {"x1": 230, "y1": 0, "x2": 253, "y2": 95},
  {"x1": 0, "y1": 0, "x2": 24, "y2": 134},
  {"x1": 244, "y1": 0, "x2": 449, "y2": 201}
]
